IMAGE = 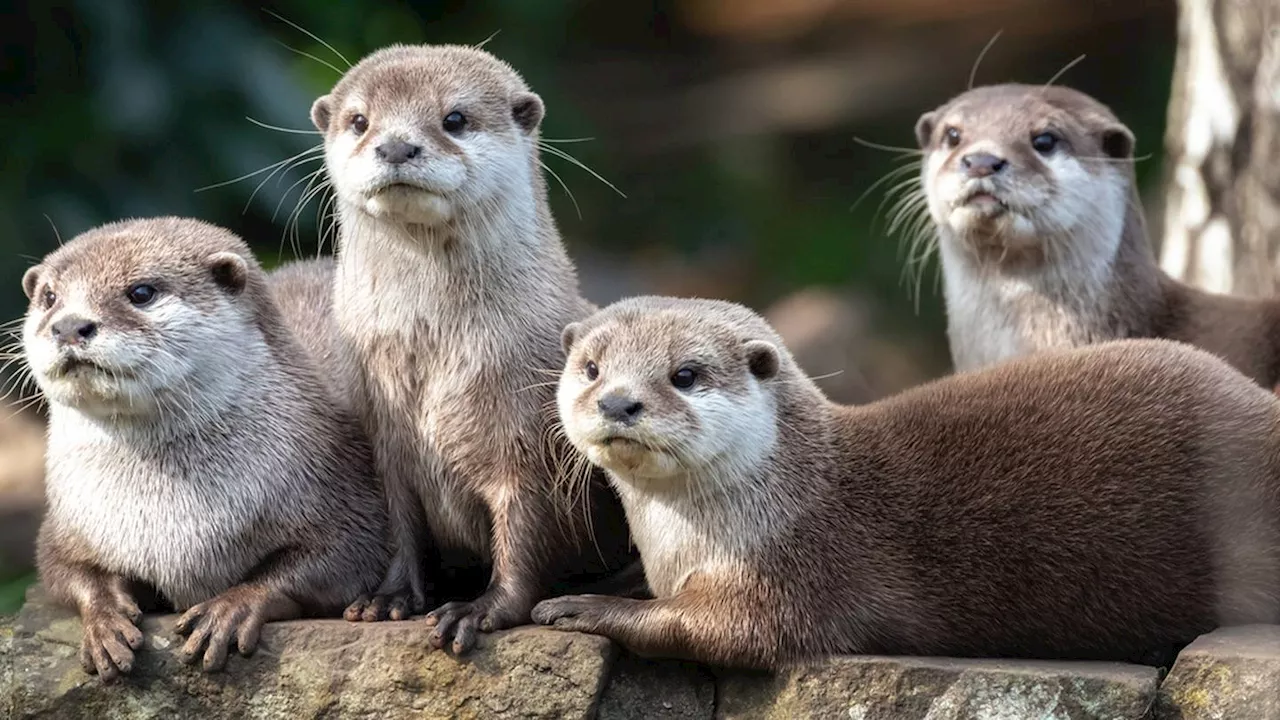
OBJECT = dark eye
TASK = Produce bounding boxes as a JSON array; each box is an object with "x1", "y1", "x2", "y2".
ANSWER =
[
  {"x1": 126, "y1": 284, "x2": 158, "y2": 307},
  {"x1": 443, "y1": 111, "x2": 467, "y2": 134},
  {"x1": 351, "y1": 114, "x2": 369, "y2": 135},
  {"x1": 944, "y1": 127, "x2": 962, "y2": 148},
  {"x1": 585, "y1": 361, "x2": 599, "y2": 381},
  {"x1": 41, "y1": 289, "x2": 56, "y2": 309},
  {"x1": 1031, "y1": 132, "x2": 1058, "y2": 155},
  {"x1": 671, "y1": 367, "x2": 697, "y2": 390}
]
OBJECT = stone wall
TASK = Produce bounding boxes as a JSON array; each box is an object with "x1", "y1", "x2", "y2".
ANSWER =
[{"x1": 3, "y1": 588, "x2": 1277, "y2": 719}]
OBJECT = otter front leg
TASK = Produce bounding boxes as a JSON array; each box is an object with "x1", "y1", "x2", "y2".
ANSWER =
[
  {"x1": 345, "y1": 477, "x2": 431, "y2": 622},
  {"x1": 174, "y1": 549, "x2": 309, "y2": 672},
  {"x1": 38, "y1": 530, "x2": 144, "y2": 682},
  {"x1": 531, "y1": 591, "x2": 781, "y2": 670},
  {"x1": 424, "y1": 487, "x2": 555, "y2": 654}
]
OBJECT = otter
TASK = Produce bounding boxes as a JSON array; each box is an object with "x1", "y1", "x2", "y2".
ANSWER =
[
  {"x1": 912, "y1": 83, "x2": 1280, "y2": 387},
  {"x1": 532, "y1": 296, "x2": 1280, "y2": 669},
  {"x1": 23, "y1": 218, "x2": 389, "y2": 680},
  {"x1": 309, "y1": 44, "x2": 634, "y2": 652}
]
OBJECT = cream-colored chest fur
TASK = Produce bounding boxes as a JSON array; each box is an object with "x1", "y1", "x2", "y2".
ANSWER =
[
  {"x1": 337, "y1": 251, "x2": 548, "y2": 555},
  {"x1": 616, "y1": 482, "x2": 769, "y2": 598},
  {"x1": 941, "y1": 243, "x2": 1119, "y2": 372},
  {"x1": 45, "y1": 417, "x2": 280, "y2": 609}
]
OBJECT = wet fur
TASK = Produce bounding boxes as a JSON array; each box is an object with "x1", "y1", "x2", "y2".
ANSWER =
[
  {"x1": 26, "y1": 218, "x2": 388, "y2": 679},
  {"x1": 309, "y1": 44, "x2": 634, "y2": 648},
  {"x1": 916, "y1": 84, "x2": 1280, "y2": 388},
  {"x1": 535, "y1": 296, "x2": 1280, "y2": 670}
]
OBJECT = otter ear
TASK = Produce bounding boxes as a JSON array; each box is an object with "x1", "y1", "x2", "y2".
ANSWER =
[
  {"x1": 311, "y1": 95, "x2": 333, "y2": 133},
  {"x1": 561, "y1": 322, "x2": 582, "y2": 356},
  {"x1": 21, "y1": 265, "x2": 44, "y2": 301},
  {"x1": 744, "y1": 340, "x2": 780, "y2": 381},
  {"x1": 206, "y1": 252, "x2": 248, "y2": 295},
  {"x1": 512, "y1": 92, "x2": 545, "y2": 134},
  {"x1": 914, "y1": 111, "x2": 938, "y2": 149},
  {"x1": 1100, "y1": 124, "x2": 1135, "y2": 159}
]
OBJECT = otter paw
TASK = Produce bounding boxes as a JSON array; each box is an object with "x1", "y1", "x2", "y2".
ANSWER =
[
  {"x1": 344, "y1": 591, "x2": 421, "y2": 622},
  {"x1": 423, "y1": 593, "x2": 528, "y2": 655},
  {"x1": 79, "y1": 607, "x2": 145, "y2": 682},
  {"x1": 531, "y1": 594, "x2": 612, "y2": 633},
  {"x1": 174, "y1": 594, "x2": 268, "y2": 672}
]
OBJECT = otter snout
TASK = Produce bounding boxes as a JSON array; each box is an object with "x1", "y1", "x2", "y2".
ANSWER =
[
  {"x1": 51, "y1": 316, "x2": 98, "y2": 346},
  {"x1": 598, "y1": 392, "x2": 644, "y2": 425},
  {"x1": 375, "y1": 139, "x2": 422, "y2": 165},
  {"x1": 961, "y1": 152, "x2": 1007, "y2": 178}
]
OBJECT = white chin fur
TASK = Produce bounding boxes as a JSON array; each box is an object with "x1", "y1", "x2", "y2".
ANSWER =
[
  {"x1": 362, "y1": 187, "x2": 454, "y2": 225},
  {"x1": 39, "y1": 372, "x2": 157, "y2": 418},
  {"x1": 585, "y1": 439, "x2": 681, "y2": 481}
]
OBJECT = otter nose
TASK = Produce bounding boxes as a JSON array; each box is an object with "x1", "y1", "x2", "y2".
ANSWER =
[
  {"x1": 50, "y1": 316, "x2": 97, "y2": 346},
  {"x1": 375, "y1": 140, "x2": 422, "y2": 165},
  {"x1": 598, "y1": 393, "x2": 644, "y2": 425},
  {"x1": 960, "y1": 152, "x2": 1008, "y2": 178}
]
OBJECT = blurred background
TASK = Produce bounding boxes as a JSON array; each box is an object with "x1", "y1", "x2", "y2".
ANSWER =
[{"x1": 0, "y1": 0, "x2": 1178, "y2": 611}]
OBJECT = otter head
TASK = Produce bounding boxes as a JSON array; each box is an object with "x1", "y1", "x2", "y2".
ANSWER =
[
  {"x1": 311, "y1": 44, "x2": 545, "y2": 228},
  {"x1": 915, "y1": 84, "x2": 1135, "y2": 262},
  {"x1": 21, "y1": 218, "x2": 262, "y2": 420},
  {"x1": 557, "y1": 297, "x2": 789, "y2": 492}
]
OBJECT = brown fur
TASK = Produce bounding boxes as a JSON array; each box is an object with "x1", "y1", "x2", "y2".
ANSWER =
[
  {"x1": 534, "y1": 296, "x2": 1280, "y2": 669},
  {"x1": 308, "y1": 44, "x2": 635, "y2": 652},
  {"x1": 24, "y1": 218, "x2": 388, "y2": 680},
  {"x1": 915, "y1": 84, "x2": 1280, "y2": 389}
]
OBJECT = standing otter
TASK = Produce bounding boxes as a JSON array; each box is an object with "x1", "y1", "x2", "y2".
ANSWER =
[
  {"x1": 23, "y1": 218, "x2": 388, "y2": 680},
  {"x1": 912, "y1": 83, "x2": 1280, "y2": 387},
  {"x1": 310, "y1": 44, "x2": 634, "y2": 652},
  {"x1": 533, "y1": 296, "x2": 1280, "y2": 669}
]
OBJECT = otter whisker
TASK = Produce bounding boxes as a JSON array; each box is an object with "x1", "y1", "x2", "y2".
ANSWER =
[
  {"x1": 245, "y1": 116, "x2": 322, "y2": 135},
  {"x1": 852, "y1": 137, "x2": 924, "y2": 156},
  {"x1": 475, "y1": 29, "x2": 501, "y2": 50},
  {"x1": 264, "y1": 9, "x2": 353, "y2": 69},
  {"x1": 538, "y1": 143, "x2": 627, "y2": 199},
  {"x1": 246, "y1": 150, "x2": 324, "y2": 215},
  {"x1": 1043, "y1": 54, "x2": 1087, "y2": 89},
  {"x1": 540, "y1": 161, "x2": 582, "y2": 220},
  {"x1": 195, "y1": 144, "x2": 323, "y2": 193},
  {"x1": 851, "y1": 159, "x2": 922, "y2": 214},
  {"x1": 43, "y1": 213, "x2": 64, "y2": 247},
  {"x1": 541, "y1": 137, "x2": 595, "y2": 144},
  {"x1": 968, "y1": 29, "x2": 1004, "y2": 90}
]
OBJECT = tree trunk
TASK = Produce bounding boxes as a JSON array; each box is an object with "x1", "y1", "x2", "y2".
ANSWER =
[{"x1": 1159, "y1": 0, "x2": 1280, "y2": 297}]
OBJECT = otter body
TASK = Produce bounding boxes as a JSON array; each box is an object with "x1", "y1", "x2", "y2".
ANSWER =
[
  {"x1": 309, "y1": 43, "x2": 634, "y2": 652},
  {"x1": 914, "y1": 83, "x2": 1280, "y2": 388},
  {"x1": 535, "y1": 296, "x2": 1280, "y2": 669},
  {"x1": 25, "y1": 218, "x2": 388, "y2": 680}
]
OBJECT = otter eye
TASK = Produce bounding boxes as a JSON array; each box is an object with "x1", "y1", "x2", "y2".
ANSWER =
[
  {"x1": 351, "y1": 114, "x2": 369, "y2": 135},
  {"x1": 126, "y1": 284, "x2": 158, "y2": 308},
  {"x1": 585, "y1": 361, "x2": 599, "y2": 381},
  {"x1": 443, "y1": 111, "x2": 467, "y2": 134},
  {"x1": 1031, "y1": 132, "x2": 1059, "y2": 155},
  {"x1": 671, "y1": 367, "x2": 697, "y2": 390},
  {"x1": 944, "y1": 127, "x2": 961, "y2": 148},
  {"x1": 41, "y1": 289, "x2": 56, "y2": 309}
]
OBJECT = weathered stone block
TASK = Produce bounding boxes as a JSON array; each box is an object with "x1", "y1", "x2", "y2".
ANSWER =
[
  {"x1": 716, "y1": 655, "x2": 1160, "y2": 720},
  {"x1": 597, "y1": 653, "x2": 715, "y2": 719},
  {"x1": 1154, "y1": 625, "x2": 1280, "y2": 720},
  {"x1": 0, "y1": 588, "x2": 616, "y2": 719}
]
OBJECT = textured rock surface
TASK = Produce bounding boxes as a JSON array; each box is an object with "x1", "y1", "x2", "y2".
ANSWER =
[
  {"x1": 716, "y1": 655, "x2": 1161, "y2": 720},
  {"x1": 1, "y1": 589, "x2": 616, "y2": 719},
  {"x1": 597, "y1": 654, "x2": 716, "y2": 719},
  {"x1": 1154, "y1": 625, "x2": 1280, "y2": 720},
  {"x1": 10, "y1": 587, "x2": 1280, "y2": 720}
]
